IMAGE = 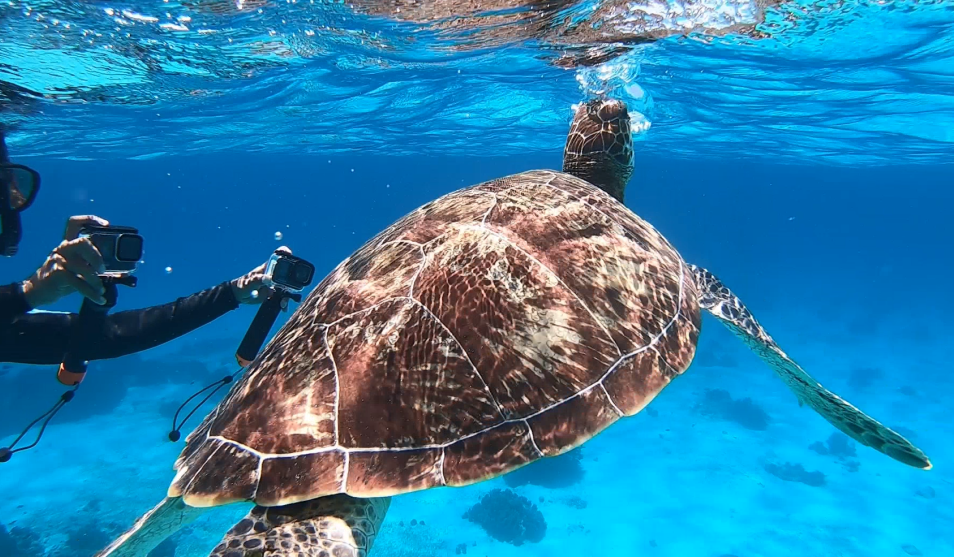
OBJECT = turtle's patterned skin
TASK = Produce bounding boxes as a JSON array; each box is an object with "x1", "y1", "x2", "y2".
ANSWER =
[
  {"x1": 210, "y1": 496, "x2": 390, "y2": 557},
  {"x1": 692, "y1": 266, "x2": 932, "y2": 468},
  {"x1": 171, "y1": 168, "x2": 701, "y2": 508},
  {"x1": 563, "y1": 98, "x2": 634, "y2": 202}
]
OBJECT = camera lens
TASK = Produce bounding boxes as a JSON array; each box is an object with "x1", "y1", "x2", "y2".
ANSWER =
[
  {"x1": 116, "y1": 234, "x2": 143, "y2": 262},
  {"x1": 293, "y1": 263, "x2": 313, "y2": 285}
]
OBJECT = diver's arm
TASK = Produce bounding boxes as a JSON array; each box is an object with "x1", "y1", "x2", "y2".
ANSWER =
[
  {"x1": 0, "y1": 249, "x2": 287, "y2": 365},
  {"x1": 0, "y1": 282, "x2": 240, "y2": 365},
  {"x1": 92, "y1": 248, "x2": 291, "y2": 359},
  {"x1": 91, "y1": 281, "x2": 240, "y2": 359},
  {"x1": 0, "y1": 281, "x2": 32, "y2": 320},
  {"x1": 0, "y1": 310, "x2": 72, "y2": 364}
]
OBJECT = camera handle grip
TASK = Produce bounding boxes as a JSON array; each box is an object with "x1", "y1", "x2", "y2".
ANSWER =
[
  {"x1": 235, "y1": 289, "x2": 300, "y2": 367},
  {"x1": 56, "y1": 274, "x2": 137, "y2": 385},
  {"x1": 57, "y1": 280, "x2": 119, "y2": 385}
]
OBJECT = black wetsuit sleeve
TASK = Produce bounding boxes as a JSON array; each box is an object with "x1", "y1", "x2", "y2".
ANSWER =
[
  {"x1": 0, "y1": 282, "x2": 32, "y2": 321},
  {"x1": 0, "y1": 281, "x2": 240, "y2": 365}
]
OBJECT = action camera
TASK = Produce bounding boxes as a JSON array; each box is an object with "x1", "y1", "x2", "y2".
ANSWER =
[
  {"x1": 79, "y1": 224, "x2": 143, "y2": 275},
  {"x1": 264, "y1": 251, "x2": 315, "y2": 293}
]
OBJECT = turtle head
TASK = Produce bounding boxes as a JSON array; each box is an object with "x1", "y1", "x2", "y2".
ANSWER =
[{"x1": 562, "y1": 98, "x2": 634, "y2": 203}]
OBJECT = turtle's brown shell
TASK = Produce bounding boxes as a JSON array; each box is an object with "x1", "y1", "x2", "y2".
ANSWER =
[{"x1": 170, "y1": 170, "x2": 701, "y2": 507}]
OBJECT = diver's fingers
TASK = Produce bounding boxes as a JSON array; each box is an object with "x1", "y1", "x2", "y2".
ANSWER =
[
  {"x1": 57, "y1": 239, "x2": 106, "y2": 299},
  {"x1": 63, "y1": 214, "x2": 109, "y2": 241},
  {"x1": 48, "y1": 253, "x2": 106, "y2": 305},
  {"x1": 237, "y1": 270, "x2": 265, "y2": 289},
  {"x1": 60, "y1": 269, "x2": 107, "y2": 305},
  {"x1": 58, "y1": 237, "x2": 106, "y2": 274},
  {"x1": 60, "y1": 255, "x2": 105, "y2": 298},
  {"x1": 247, "y1": 262, "x2": 267, "y2": 275},
  {"x1": 250, "y1": 245, "x2": 293, "y2": 274}
]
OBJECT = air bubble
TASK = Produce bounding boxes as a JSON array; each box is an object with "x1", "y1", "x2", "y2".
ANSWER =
[{"x1": 274, "y1": 231, "x2": 284, "y2": 241}]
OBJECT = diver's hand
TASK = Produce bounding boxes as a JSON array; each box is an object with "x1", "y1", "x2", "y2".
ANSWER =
[
  {"x1": 230, "y1": 246, "x2": 293, "y2": 305},
  {"x1": 21, "y1": 237, "x2": 107, "y2": 308}
]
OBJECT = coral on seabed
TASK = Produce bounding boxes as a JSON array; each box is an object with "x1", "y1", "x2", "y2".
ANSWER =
[
  {"x1": 764, "y1": 462, "x2": 826, "y2": 487},
  {"x1": 809, "y1": 432, "x2": 857, "y2": 459},
  {"x1": 463, "y1": 488, "x2": 546, "y2": 546},
  {"x1": 696, "y1": 388, "x2": 771, "y2": 430},
  {"x1": 0, "y1": 522, "x2": 44, "y2": 557}
]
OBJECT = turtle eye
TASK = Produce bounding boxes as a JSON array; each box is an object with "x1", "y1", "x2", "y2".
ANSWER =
[{"x1": 585, "y1": 100, "x2": 602, "y2": 118}]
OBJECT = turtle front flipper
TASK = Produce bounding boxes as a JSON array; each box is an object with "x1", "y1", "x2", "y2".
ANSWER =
[
  {"x1": 689, "y1": 265, "x2": 932, "y2": 470},
  {"x1": 211, "y1": 495, "x2": 391, "y2": 557},
  {"x1": 96, "y1": 497, "x2": 209, "y2": 557}
]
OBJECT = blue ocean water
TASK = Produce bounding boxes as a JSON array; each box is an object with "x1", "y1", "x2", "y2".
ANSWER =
[{"x1": 1, "y1": 1, "x2": 953, "y2": 556}]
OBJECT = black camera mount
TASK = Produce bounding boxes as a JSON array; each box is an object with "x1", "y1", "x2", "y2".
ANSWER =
[{"x1": 234, "y1": 287, "x2": 302, "y2": 367}]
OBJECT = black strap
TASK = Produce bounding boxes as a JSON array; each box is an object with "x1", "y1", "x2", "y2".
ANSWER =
[
  {"x1": 0, "y1": 387, "x2": 77, "y2": 462},
  {"x1": 168, "y1": 370, "x2": 240, "y2": 442}
]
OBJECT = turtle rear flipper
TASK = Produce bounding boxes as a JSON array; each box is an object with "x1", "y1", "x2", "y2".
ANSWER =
[
  {"x1": 96, "y1": 497, "x2": 208, "y2": 557},
  {"x1": 690, "y1": 265, "x2": 932, "y2": 470},
  {"x1": 211, "y1": 495, "x2": 391, "y2": 557}
]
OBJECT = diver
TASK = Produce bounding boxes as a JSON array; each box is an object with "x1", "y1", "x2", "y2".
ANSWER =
[{"x1": 0, "y1": 128, "x2": 280, "y2": 365}]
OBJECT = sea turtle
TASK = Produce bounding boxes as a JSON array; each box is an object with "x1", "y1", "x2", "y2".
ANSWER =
[{"x1": 97, "y1": 98, "x2": 930, "y2": 557}]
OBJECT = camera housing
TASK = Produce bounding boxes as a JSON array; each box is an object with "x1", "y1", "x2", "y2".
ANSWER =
[
  {"x1": 264, "y1": 251, "x2": 315, "y2": 293},
  {"x1": 79, "y1": 224, "x2": 143, "y2": 275}
]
